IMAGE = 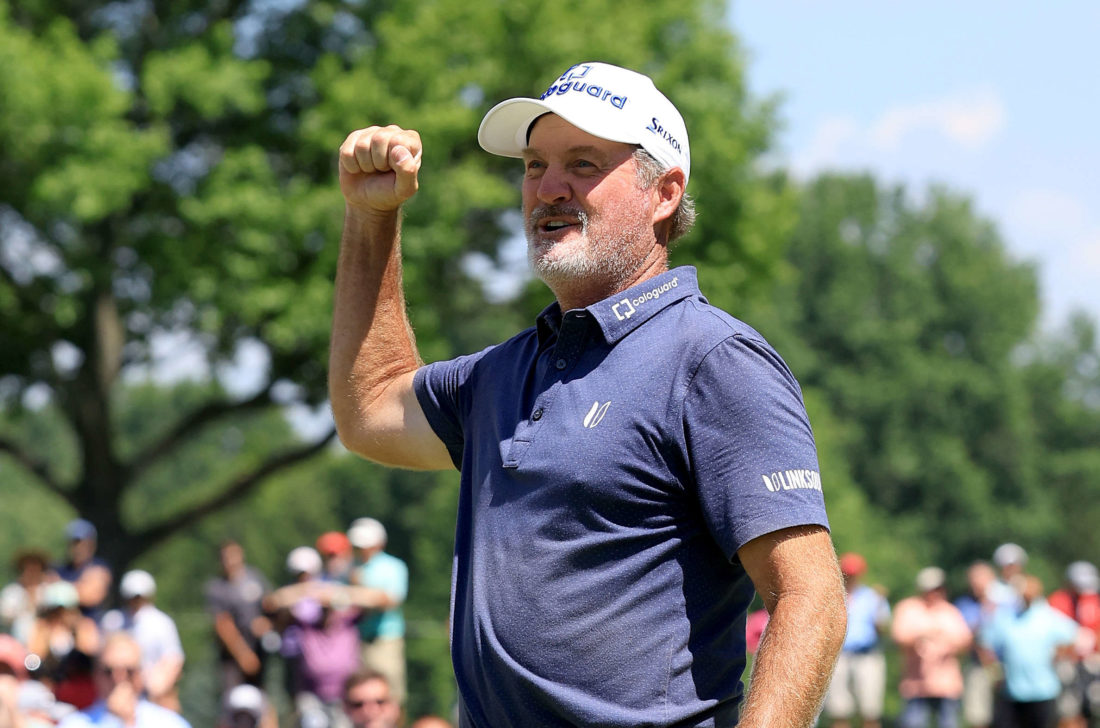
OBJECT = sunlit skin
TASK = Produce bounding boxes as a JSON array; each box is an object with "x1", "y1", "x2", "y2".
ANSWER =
[{"x1": 521, "y1": 114, "x2": 683, "y2": 311}]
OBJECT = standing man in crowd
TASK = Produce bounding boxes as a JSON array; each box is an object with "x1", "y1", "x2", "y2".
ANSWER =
[
  {"x1": 54, "y1": 520, "x2": 112, "y2": 622},
  {"x1": 342, "y1": 670, "x2": 401, "y2": 728},
  {"x1": 892, "y1": 567, "x2": 973, "y2": 728},
  {"x1": 348, "y1": 517, "x2": 408, "y2": 706},
  {"x1": 57, "y1": 632, "x2": 190, "y2": 728},
  {"x1": 329, "y1": 60, "x2": 846, "y2": 727},
  {"x1": 205, "y1": 539, "x2": 272, "y2": 696},
  {"x1": 824, "y1": 553, "x2": 892, "y2": 728},
  {"x1": 954, "y1": 561, "x2": 1003, "y2": 728}
]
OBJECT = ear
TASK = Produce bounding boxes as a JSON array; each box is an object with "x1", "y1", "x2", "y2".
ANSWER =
[{"x1": 651, "y1": 167, "x2": 685, "y2": 229}]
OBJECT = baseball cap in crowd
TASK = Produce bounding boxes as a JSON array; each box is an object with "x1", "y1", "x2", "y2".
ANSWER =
[
  {"x1": 348, "y1": 517, "x2": 387, "y2": 550},
  {"x1": 119, "y1": 570, "x2": 156, "y2": 600},
  {"x1": 316, "y1": 531, "x2": 352, "y2": 557},
  {"x1": 478, "y1": 61, "x2": 691, "y2": 184},
  {"x1": 41, "y1": 581, "x2": 79, "y2": 610},
  {"x1": 286, "y1": 546, "x2": 322, "y2": 576},
  {"x1": 915, "y1": 566, "x2": 947, "y2": 593},
  {"x1": 839, "y1": 553, "x2": 867, "y2": 577},
  {"x1": 224, "y1": 683, "x2": 266, "y2": 721},
  {"x1": 18, "y1": 679, "x2": 75, "y2": 721},
  {"x1": 0, "y1": 634, "x2": 28, "y2": 678},
  {"x1": 1067, "y1": 561, "x2": 1100, "y2": 594},
  {"x1": 65, "y1": 518, "x2": 97, "y2": 541},
  {"x1": 992, "y1": 542, "x2": 1028, "y2": 568}
]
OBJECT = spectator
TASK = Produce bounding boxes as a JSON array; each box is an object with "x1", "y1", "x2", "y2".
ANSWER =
[
  {"x1": 266, "y1": 561, "x2": 392, "y2": 728},
  {"x1": 991, "y1": 544, "x2": 1029, "y2": 611},
  {"x1": 205, "y1": 539, "x2": 272, "y2": 695},
  {"x1": 56, "y1": 632, "x2": 190, "y2": 727},
  {"x1": 824, "y1": 552, "x2": 892, "y2": 728},
  {"x1": 26, "y1": 581, "x2": 99, "y2": 709},
  {"x1": 271, "y1": 546, "x2": 323, "y2": 719},
  {"x1": 745, "y1": 607, "x2": 769, "y2": 657},
  {"x1": 103, "y1": 570, "x2": 184, "y2": 713},
  {"x1": 348, "y1": 518, "x2": 408, "y2": 705},
  {"x1": 53, "y1": 520, "x2": 112, "y2": 622},
  {"x1": 409, "y1": 718, "x2": 453, "y2": 728},
  {"x1": 955, "y1": 561, "x2": 1004, "y2": 728},
  {"x1": 342, "y1": 670, "x2": 400, "y2": 728},
  {"x1": 892, "y1": 566, "x2": 973, "y2": 728},
  {"x1": 317, "y1": 533, "x2": 354, "y2": 584},
  {"x1": 1047, "y1": 563, "x2": 1100, "y2": 728},
  {"x1": 1, "y1": 550, "x2": 50, "y2": 645},
  {"x1": 983, "y1": 574, "x2": 1081, "y2": 728},
  {"x1": 218, "y1": 683, "x2": 278, "y2": 728}
]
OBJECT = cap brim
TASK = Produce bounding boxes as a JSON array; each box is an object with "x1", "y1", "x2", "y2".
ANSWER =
[{"x1": 478, "y1": 97, "x2": 641, "y2": 159}]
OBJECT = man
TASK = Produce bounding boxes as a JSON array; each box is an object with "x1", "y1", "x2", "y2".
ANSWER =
[
  {"x1": 0, "y1": 550, "x2": 49, "y2": 644},
  {"x1": 56, "y1": 632, "x2": 190, "y2": 727},
  {"x1": 892, "y1": 567, "x2": 973, "y2": 728},
  {"x1": 954, "y1": 561, "x2": 1004, "y2": 728},
  {"x1": 991, "y1": 543, "x2": 1028, "y2": 610},
  {"x1": 105, "y1": 570, "x2": 184, "y2": 713},
  {"x1": 824, "y1": 553, "x2": 891, "y2": 728},
  {"x1": 205, "y1": 539, "x2": 273, "y2": 696},
  {"x1": 342, "y1": 669, "x2": 401, "y2": 728},
  {"x1": 318, "y1": 532, "x2": 355, "y2": 584},
  {"x1": 329, "y1": 61, "x2": 847, "y2": 727},
  {"x1": 265, "y1": 560, "x2": 391, "y2": 728},
  {"x1": 54, "y1": 520, "x2": 112, "y2": 621},
  {"x1": 347, "y1": 517, "x2": 408, "y2": 705},
  {"x1": 983, "y1": 575, "x2": 1081, "y2": 728},
  {"x1": 1047, "y1": 562, "x2": 1100, "y2": 728}
]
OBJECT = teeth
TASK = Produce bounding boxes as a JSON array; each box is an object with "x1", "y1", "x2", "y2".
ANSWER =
[{"x1": 545, "y1": 221, "x2": 568, "y2": 230}]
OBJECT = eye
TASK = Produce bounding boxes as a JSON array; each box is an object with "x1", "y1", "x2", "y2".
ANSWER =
[{"x1": 525, "y1": 159, "x2": 544, "y2": 170}]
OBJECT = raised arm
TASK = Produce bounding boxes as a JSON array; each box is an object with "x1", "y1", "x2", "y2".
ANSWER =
[
  {"x1": 736, "y1": 525, "x2": 847, "y2": 728},
  {"x1": 329, "y1": 125, "x2": 453, "y2": 469}
]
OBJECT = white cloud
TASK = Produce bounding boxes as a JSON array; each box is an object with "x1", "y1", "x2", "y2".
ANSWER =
[{"x1": 869, "y1": 88, "x2": 1006, "y2": 151}]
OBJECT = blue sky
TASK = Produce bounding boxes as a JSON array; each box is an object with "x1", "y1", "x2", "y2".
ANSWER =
[{"x1": 729, "y1": 2, "x2": 1100, "y2": 330}]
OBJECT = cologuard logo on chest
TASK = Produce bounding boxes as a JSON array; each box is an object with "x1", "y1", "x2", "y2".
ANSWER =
[{"x1": 540, "y1": 64, "x2": 629, "y2": 110}]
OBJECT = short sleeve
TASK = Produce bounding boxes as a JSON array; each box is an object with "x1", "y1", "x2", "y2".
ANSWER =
[
  {"x1": 413, "y1": 346, "x2": 495, "y2": 468},
  {"x1": 682, "y1": 334, "x2": 828, "y2": 559}
]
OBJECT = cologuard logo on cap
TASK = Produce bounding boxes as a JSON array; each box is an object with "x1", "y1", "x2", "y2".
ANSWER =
[{"x1": 478, "y1": 61, "x2": 691, "y2": 185}]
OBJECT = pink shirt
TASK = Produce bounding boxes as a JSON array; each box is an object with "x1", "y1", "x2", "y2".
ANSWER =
[{"x1": 891, "y1": 595, "x2": 972, "y2": 699}]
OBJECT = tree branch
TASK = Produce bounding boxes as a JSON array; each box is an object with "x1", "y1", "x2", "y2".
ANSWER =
[
  {"x1": 0, "y1": 435, "x2": 74, "y2": 506},
  {"x1": 128, "y1": 427, "x2": 337, "y2": 553},
  {"x1": 125, "y1": 385, "x2": 275, "y2": 483}
]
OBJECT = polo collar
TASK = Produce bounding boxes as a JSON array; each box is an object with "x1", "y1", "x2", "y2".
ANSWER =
[{"x1": 535, "y1": 267, "x2": 700, "y2": 346}]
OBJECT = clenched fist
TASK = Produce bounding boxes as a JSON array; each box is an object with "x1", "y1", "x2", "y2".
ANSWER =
[{"x1": 339, "y1": 125, "x2": 422, "y2": 214}]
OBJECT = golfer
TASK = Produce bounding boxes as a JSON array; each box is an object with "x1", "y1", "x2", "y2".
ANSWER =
[{"x1": 330, "y1": 61, "x2": 846, "y2": 728}]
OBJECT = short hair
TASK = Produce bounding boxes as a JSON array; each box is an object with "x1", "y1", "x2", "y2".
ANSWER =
[
  {"x1": 12, "y1": 550, "x2": 49, "y2": 572},
  {"x1": 343, "y1": 668, "x2": 390, "y2": 698},
  {"x1": 632, "y1": 148, "x2": 696, "y2": 244}
]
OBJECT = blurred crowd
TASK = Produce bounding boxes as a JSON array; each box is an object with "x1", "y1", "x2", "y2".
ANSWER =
[
  {"x1": 806, "y1": 543, "x2": 1100, "y2": 728},
  {"x1": 0, "y1": 517, "x2": 453, "y2": 728}
]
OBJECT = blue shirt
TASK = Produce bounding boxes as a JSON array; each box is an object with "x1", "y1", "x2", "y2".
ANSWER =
[
  {"x1": 843, "y1": 584, "x2": 890, "y2": 652},
  {"x1": 355, "y1": 551, "x2": 408, "y2": 640},
  {"x1": 414, "y1": 267, "x2": 829, "y2": 727},
  {"x1": 57, "y1": 699, "x2": 192, "y2": 728},
  {"x1": 982, "y1": 599, "x2": 1079, "y2": 701}
]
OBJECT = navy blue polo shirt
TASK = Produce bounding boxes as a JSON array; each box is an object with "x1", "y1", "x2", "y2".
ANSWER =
[{"x1": 414, "y1": 266, "x2": 828, "y2": 728}]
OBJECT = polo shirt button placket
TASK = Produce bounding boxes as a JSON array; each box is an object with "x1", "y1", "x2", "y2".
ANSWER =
[
  {"x1": 532, "y1": 408, "x2": 543, "y2": 421},
  {"x1": 555, "y1": 358, "x2": 567, "y2": 370}
]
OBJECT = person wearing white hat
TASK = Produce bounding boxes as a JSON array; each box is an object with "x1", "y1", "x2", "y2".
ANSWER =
[
  {"x1": 103, "y1": 569, "x2": 185, "y2": 714},
  {"x1": 347, "y1": 518, "x2": 408, "y2": 706},
  {"x1": 1048, "y1": 561, "x2": 1100, "y2": 727},
  {"x1": 329, "y1": 60, "x2": 845, "y2": 727},
  {"x1": 891, "y1": 567, "x2": 973, "y2": 728}
]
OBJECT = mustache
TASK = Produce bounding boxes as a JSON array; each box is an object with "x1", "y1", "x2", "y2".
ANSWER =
[{"x1": 526, "y1": 204, "x2": 589, "y2": 233}]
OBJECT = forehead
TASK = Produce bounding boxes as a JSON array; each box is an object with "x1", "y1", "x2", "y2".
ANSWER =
[
  {"x1": 523, "y1": 114, "x2": 637, "y2": 158},
  {"x1": 348, "y1": 678, "x2": 390, "y2": 698},
  {"x1": 102, "y1": 640, "x2": 140, "y2": 665}
]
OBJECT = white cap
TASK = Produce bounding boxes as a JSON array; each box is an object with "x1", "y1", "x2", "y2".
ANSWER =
[
  {"x1": 348, "y1": 517, "x2": 387, "y2": 550},
  {"x1": 915, "y1": 566, "x2": 946, "y2": 592},
  {"x1": 119, "y1": 569, "x2": 156, "y2": 600},
  {"x1": 224, "y1": 684, "x2": 265, "y2": 719},
  {"x1": 1067, "y1": 561, "x2": 1100, "y2": 594},
  {"x1": 285, "y1": 546, "x2": 322, "y2": 576},
  {"x1": 993, "y1": 543, "x2": 1028, "y2": 568},
  {"x1": 478, "y1": 62, "x2": 691, "y2": 184}
]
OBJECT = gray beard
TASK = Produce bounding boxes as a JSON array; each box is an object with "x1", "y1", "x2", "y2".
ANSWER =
[{"x1": 525, "y1": 205, "x2": 639, "y2": 292}]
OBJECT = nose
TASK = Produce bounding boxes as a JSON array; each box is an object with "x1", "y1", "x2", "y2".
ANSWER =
[{"x1": 536, "y1": 165, "x2": 572, "y2": 205}]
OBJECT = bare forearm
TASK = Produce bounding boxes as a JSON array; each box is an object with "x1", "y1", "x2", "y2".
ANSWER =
[
  {"x1": 738, "y1": 588, "x2": 845, "y2": 728},
  {"x1": 329, "y1": 207, "x2": 421, "y2": 447}
]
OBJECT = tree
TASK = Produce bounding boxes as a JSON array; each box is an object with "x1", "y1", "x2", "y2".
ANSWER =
[{"x1": 0, "y1": 0, "x2": 787, "y2": 569}]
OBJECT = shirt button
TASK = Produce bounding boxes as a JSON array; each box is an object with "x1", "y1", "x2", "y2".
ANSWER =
[
  {"x1": 532, "y1": 408, "x2": 543, "y2": 421},
  {"x1": 555, "y1": 358, "x2": 567, "y2": 370}
]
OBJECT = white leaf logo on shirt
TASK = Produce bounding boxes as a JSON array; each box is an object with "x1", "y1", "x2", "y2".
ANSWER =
[{"x1": 583, "y1": 401, "x2": 611, "y2": 429}]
